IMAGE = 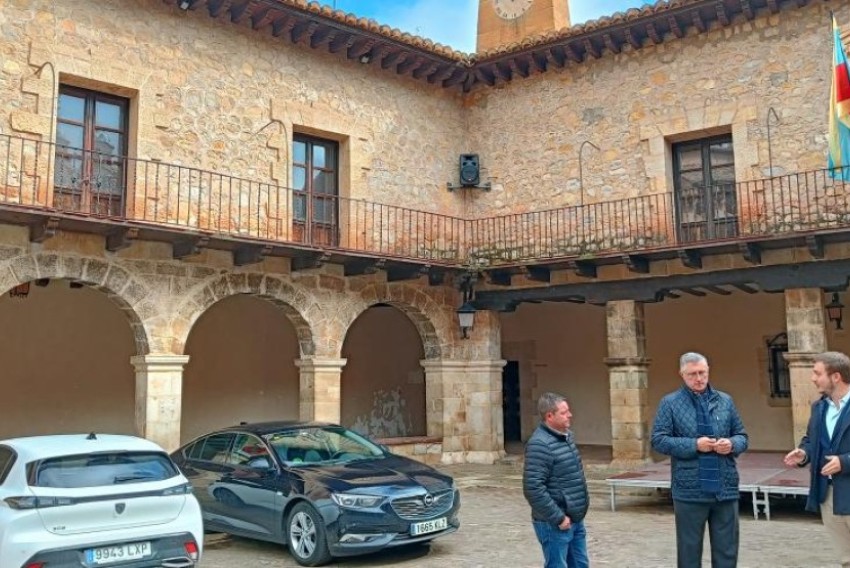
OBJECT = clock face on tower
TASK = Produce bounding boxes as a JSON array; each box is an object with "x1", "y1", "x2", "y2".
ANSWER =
[{"x1": 492, "y1": 0, "x2": 533, "y2": 20}]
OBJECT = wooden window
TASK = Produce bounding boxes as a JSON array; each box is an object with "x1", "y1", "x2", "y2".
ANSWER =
[
  {"x1": 292, "y1": 134, "x2": 339, "y2": 246},
  {"x1": 54, "y1": 85, "x2": 129, "y2": 216},
  {"x1": 673, "y1": 136, "x2": 737, "y2": 243},
  {"x1": 766, "y1": 332, "x2": 791, "y2": 398}
]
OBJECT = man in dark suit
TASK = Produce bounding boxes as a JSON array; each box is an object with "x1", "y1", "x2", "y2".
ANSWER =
[{"x1": 784, "y1": 351, "x2": 850, "y2": 567}]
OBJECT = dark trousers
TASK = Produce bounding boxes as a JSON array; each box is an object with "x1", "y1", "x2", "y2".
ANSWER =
[{"x1": 673, "y1": 499, "x2": 739, "y2": 568}]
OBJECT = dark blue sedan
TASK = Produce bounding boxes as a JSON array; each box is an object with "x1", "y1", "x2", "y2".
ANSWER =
[{"x1": 171, "y1": 422, "x2": 460, "y2": 566}]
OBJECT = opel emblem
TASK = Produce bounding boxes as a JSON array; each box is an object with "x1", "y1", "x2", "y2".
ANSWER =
[
  {"x1": 423, "y1": 493, "x2": 434, "y2": 506},
  {"x1": 115, "y1": 503, "x2": 126, "y2": 515}
]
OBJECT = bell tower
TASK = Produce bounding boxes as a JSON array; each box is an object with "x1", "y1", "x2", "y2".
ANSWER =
[{"x1": 476, "y1": 0, "x2": 570, "y2": 53}]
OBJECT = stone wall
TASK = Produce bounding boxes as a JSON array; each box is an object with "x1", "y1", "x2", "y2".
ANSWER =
[
  {"x1": 464, "y1": 3, "x2": 834, "y2": 219},
  {"x1": 0, "y1": 0, "x2": 467, "y2": 229}
]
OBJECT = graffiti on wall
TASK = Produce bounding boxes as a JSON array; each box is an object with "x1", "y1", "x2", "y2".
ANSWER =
[{"x1": 351, "y1": 387, "x2": 411, "y2": 438}]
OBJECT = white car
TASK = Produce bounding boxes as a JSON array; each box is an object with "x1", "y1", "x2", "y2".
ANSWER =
[{"x1": 0, "y1": 433, "x2": 203, "y2": 568}]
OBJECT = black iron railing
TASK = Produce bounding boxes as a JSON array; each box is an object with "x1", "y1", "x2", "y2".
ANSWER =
[{"x1": 1, "y1": 132, "x2": 849, "y2": 267}]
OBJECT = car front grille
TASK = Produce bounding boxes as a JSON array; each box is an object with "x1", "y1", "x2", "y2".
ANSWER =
[{"x1": 390, "y1": 490, "x2": 454, "y2": 520}]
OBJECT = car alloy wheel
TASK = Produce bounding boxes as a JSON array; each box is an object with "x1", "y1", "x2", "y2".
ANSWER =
[{"x1": 287, "y1": 502, "x2": 331, "y2": 566}]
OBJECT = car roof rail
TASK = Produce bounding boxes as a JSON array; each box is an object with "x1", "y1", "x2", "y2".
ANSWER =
[{"x1": 86, "y1": 432, "x2": 97, "y2": 440}]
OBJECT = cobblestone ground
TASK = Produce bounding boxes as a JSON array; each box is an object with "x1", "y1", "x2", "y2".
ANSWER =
[{"x1": 199, "y1": 464, "x2": 836, "y2": 568}]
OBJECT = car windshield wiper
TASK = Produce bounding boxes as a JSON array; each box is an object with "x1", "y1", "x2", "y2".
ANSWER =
[{"x1": 113, "y1": 472, "x2": 159, "y2": 483}]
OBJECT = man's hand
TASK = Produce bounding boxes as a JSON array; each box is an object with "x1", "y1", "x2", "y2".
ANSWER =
[
  {"x1": 822, "y1": 455, "x2": 843, "y2": 476},
  {"x1": 697, "y1": 437, "x2": 717, "y2": 453},
  {"x1": 784, "y1": 448, "x2": 806, "y2": 467},
  {"x1": 558, "y1": 516, "x2": 572, "y2": 531},
  {"x1": 713, "y1": 438, "x2": 733, "y2": 455}
]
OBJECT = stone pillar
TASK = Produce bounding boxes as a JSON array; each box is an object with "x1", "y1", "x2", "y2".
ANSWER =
[
  {"x1": 784, "y1": 288, "x2": 827, "y2": 445},
  {"x1": 295, "y1": 358, "x2": 346, "y2": 424},
  {"x1": 421, "y1": 359, "x2": 507, "y2": 465},
  {"x1": 131, "y1": 355, "x2": 190, "y2": 452},
  {"x1": 605, "y1": 300, "x2": 652, "y2": 466}
]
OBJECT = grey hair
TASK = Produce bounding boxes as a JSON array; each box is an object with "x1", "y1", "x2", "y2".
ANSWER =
[
  {"x1": 679, "y1": 352, "x2": 708, "y2": 370},
  {"x1": 814, "y1": 351, "x2": 850, "y2": 384},
  {"x1": 538, "y1": 392, "x2": 566, "y2": 420}
]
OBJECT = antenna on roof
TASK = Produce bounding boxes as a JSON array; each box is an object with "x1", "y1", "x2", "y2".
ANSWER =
[{"x1": 86, "y1": 432, "x2": 97, "y2": 440}]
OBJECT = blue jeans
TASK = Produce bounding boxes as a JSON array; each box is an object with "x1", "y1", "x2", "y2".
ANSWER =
[{"x1": 532, "y1": 519, "x2": 589, "y2": 568}]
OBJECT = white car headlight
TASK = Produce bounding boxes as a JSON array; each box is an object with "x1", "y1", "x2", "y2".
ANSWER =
[{"x1": 331, "y1": 493, "x2": 384, "y2": 509}]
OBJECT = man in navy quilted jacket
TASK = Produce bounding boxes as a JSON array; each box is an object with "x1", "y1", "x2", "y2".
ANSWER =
[
  {"x1": 522, "y1": 392, "x2": 589, "y2": 568},
  {"x1": 651, "y1": 352, "x2": 748, "y2": 568}
]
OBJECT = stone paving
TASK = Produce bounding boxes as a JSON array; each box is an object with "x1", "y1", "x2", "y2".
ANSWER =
[{"x1": 199, "y1": 463, "x2": 838, "y2": 568}]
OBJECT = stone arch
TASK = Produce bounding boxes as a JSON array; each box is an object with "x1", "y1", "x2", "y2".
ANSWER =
[
  {"x1": 1, "y1": 253, "x2": 153, "y2": 354},
  {"x1": 344, "y1": 282, "x2": 452, "y2": 360},
  {"x1": 172, "y1": 272, "x2": 316, "y2": 357}
]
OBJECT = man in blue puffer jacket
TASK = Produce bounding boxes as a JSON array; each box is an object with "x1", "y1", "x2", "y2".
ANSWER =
[
  {"x1": 523, "y1": 392, "x2": 589, "y2": 568},
  {"x1": 651, "y1": 352, "x2": 748, "y2": 568}
]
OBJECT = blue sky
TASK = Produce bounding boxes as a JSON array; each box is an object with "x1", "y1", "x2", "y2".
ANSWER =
[{"x1": 320, "y1": 1, "x2": 653, "y2": 52}]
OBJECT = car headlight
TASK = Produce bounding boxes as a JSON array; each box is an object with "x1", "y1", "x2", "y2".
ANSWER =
[{"x1": 331, "y1": 493, "x2": 385, "y2": 509}]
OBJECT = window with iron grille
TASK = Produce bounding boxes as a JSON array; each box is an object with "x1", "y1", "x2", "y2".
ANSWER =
[
  {"x1": 766, "y1": 332, "x2": 791, "y2": 398},
  {"x1": 54, "y1": 85, "x2": 129, "y2": 216}
]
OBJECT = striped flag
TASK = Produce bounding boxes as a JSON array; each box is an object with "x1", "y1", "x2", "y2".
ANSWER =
[{"x1": 828, "y1": 15, "x2": 850, "y2": 180}]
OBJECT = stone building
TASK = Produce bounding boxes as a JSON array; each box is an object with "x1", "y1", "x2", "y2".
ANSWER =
[{"x1": 0, "y1": 0, "x2": 846, "y2": 465}]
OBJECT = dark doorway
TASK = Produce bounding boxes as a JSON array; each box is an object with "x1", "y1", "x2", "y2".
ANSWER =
[{"x1": 502, "y1": 361, "x2": 521, "y2": 442}]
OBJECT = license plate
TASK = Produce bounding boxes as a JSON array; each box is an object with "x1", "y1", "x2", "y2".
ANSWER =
[
  {"x1": 85, "y1": 541, "x2": 151, "y2": 565},
  {"x1": 410, "y1": 517, "x2": 448, "y2": 536}
]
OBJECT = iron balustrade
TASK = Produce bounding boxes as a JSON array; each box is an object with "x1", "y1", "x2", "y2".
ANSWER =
[{"x1": 1, "y1": 132, "x2": 849, "y2": 267}]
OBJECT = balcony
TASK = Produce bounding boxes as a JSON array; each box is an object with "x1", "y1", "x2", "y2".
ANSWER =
[{"x1": 1, "y1": 132, "x2": 849, "y2": 277}]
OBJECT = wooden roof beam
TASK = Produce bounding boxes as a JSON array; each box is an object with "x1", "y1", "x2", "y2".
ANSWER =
[
  {"x1": 291, "y1": 20, "x2": 319, "y2": 44},
  {"x1": 667, "y1": 16, "x2": 684, "y2": 39},
  {"x1": 492, "y1": 62, "x2": 513, "y2": 81},
  {"x1": 766, "y1": 0, "x2": 779, "y2": 13},
  {"x1": 429, "y1": 63, "x2": 459, "y2": 84},
  {"x1": 442, "y1": 69, "x2": 469, "y2": 88},
  {"x1": 396, "y1": 55, "x2": 423, "y2": 74},
  {"x1": 329, "y1": 33, "x2": 355, "y2": 53},
  {"x1": 716, "y1": 2, "x2": 730, "y2": 26},
  {"x1": 530, "y1": 51, "x2": 548, "y2": 72},
  {"x1": 229, "y1": 0, "x2": 251, "y2": 24},
  {"x1": 602, "y1": 33, "x2": 621, "y2": 55},
  {"x1": 562, "y1": 43, "x2": 582, "y2": 63},
  {"x1": 474, "y1": 66, "x2": 496, "y2": 86},
  {"x1": 547, "y1": 47, "x2": 567, "y2": 67},
  {"x1": 310, "y1": 27, "x2": 336, "y2": 49},
  {"x1": 583, "y1": 38, "x2": 600, "y2": 59},
  {"x1": 347, "y1": 39, "x2": 376, "y2": 59},
  {"x1": 250, "y1": 6, "x2": 276, "y2": 30},
  {"x1": 741, "y1": 0, "x2": 755, "y2": 20},
  {"x1": 271, "y1": 15, "x2": 295, "y2": 37},
  {"x1": 691, "y1": 11, "x2": 706, "y2": 33},
  {"x1": 508, "y1": 58, "x2": 529, "y2": 79},
  {"x1": 645, "y1": 22, "x2": 661, "y2": 44},
  {"x1": 380, "y1": 50, "x2": 407, "y2": 70},
  {"x1": 624, "y1": 27, "x2": 642, "y2": 49},
  {"x1": 208, "y1": 0, "x2": 229, "y2": 18},
  {"x1": 412, "y1": 60, "x2": 440, "y2": 80}
]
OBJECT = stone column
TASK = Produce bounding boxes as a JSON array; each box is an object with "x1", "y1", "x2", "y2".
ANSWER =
[
  {"x1": 295, "y1": 358, "x2": 346, "y2": 424},
  {"x1": 131, "y1": 355, "x2": 190, "y2": 452},
  {"x1": 421, "y1": 359, "x2": 507, "y2": 465},
  {"x1": 605, "y1": 300, "x2": 652, "y2": 466},
  {"x1": 784, "y1": 288, "x2": 827, "y2": 445}
]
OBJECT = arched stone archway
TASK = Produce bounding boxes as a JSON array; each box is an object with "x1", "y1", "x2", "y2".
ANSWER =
[
  {"x1": 0, "y1": 254, "x2": 157, "y2": 440},
  {"x1": 1, "y1": 253, "x2": 153, "y2": 354},
  {"x1": 170, "y1": 273, "x2": 315, "y2": 357}
]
